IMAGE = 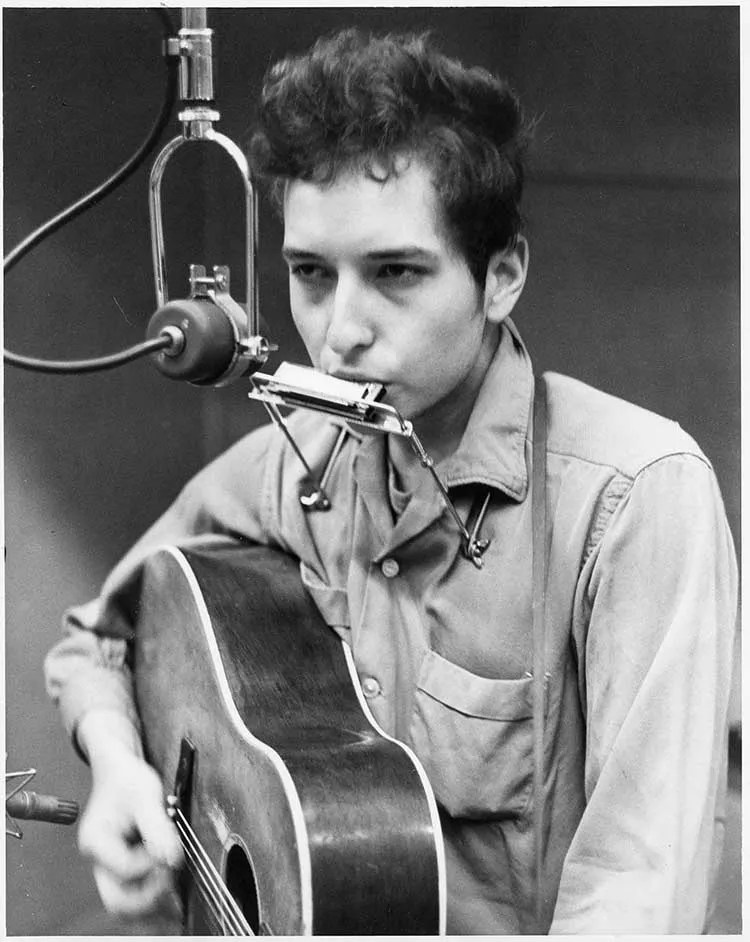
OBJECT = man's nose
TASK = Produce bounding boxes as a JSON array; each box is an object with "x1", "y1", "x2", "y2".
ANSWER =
[{"x1": 324, "y1": 276, "x2": 374, "y2": 359}]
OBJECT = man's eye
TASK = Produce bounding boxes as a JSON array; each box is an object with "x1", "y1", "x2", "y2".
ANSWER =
[
  {"x1": 378, "y1": 264, "x2": 424, "y2": 283},
  {"x1": 290, "y1": 263, "x2": 330, "y2": 281}
]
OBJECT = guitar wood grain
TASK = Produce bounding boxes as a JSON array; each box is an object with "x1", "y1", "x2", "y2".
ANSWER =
[{"x1": 133, "y1": 540, "x2": 443, "y2": 935}]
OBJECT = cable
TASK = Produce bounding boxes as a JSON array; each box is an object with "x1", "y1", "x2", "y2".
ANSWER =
[
  {"x1": 4, "y1": 9, "x2": 178, "y2": 374},
  {"x1": 4, "y1": 10, "x2": 177, "y2": 276},
  {"x1": 4, "y1": 335, "x2": 173, "y2": 375}
]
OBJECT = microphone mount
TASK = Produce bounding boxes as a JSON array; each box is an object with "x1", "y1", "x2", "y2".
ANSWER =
[
  {"x1": 148, "y1": 264, "x2": 273, "y2": 385},
  {"x1": 147, "y1": 8, "x2": 272, "y2": 386}
]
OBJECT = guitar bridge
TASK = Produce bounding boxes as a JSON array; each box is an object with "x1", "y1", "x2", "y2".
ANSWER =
[
  {"x1": 169, "y1": 737, "x2": 196, "y2": 933},
  {"x1": 171, "y1": 737, "x2": 196, "y2": 819}
]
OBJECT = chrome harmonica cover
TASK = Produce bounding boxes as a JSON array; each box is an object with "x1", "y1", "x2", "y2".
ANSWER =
[{"x1": 249, "y1": 362, "x2": 412, "y2": 436}]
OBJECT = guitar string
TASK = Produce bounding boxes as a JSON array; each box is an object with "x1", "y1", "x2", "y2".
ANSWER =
[
  {"x1": 173, "y1": 814, "x2": 248, "y2": 936},
  {"x1": 188, "y1": 869, "x2": 238, "y2": 936},
  {"x1": 191, "y1": 871, "x2": 244, "y2": 937},
  {"x1": 172, "y1": 812, "x2": 250, "y2": 936},
  {"x1": 172, "y1": 810, "x2": 253, "y2": 935},
  {"x1": 174, "y1": 826, "x2": 239, "y2": 935}
]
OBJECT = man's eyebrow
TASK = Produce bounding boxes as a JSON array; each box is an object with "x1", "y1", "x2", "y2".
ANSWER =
[
  {"x1": 366, "y1": 247, "x2": 439, "y2": 262},
  {"x1": 281, "y1": 247, "x2": 322, "y2": 262},
  {"x1": 281, "y1": 246, "x2": 439, "y2": 262}
]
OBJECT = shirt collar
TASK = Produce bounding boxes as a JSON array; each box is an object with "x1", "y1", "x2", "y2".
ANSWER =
[
  {"x1": 438, "y1": 318, "x2": 533, "y2": 502},
  {"x1": 351, "y1": 318, "x2": 534, "y2": 515}
]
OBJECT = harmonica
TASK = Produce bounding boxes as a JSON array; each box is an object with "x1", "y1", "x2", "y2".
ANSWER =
[{"x1": 249, "y1": 362, "x2": 411, "y2": 436}]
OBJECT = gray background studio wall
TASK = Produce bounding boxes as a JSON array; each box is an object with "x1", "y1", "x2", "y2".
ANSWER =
[{"x1": 4, "y1": 6, "x2": 740, "y2": 935}]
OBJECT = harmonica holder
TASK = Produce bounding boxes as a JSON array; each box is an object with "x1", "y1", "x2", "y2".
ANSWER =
[
  {"x1": 249, "y1": 366, "x2": 491, "y2": 567},
  {"x1": 146, "y1": 9, "x2": 273, "y2": 386}
]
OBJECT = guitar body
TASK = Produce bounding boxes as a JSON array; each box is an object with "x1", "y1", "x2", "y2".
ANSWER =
[{"x1": 133, "y1": 540, "x2": 445, "y2": 935}]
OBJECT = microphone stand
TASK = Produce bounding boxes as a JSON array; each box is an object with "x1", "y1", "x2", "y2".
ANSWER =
[{"x1": 147, "y1": 8, "x2": 272, "y2": 386}]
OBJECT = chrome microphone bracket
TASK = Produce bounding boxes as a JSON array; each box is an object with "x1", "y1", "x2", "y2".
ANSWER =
[
  {"x1": 249, "y1": 364, "x2": 491, "y2": 567},
  {"x1": 147, "y1": 8, "x2": 269, "y2": 386},
  {"x1": 165, "y1": 8, "x2": 219, "y2": 135}
]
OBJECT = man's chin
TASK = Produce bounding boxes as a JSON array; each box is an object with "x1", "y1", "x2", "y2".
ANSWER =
[{"x1": 380, "y1": 390, "x2": 413, "y2": 421}]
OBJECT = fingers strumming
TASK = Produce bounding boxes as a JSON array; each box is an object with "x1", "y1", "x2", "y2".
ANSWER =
[
  {"x1": 135, "y1": 801, "x2": 184, "y2": 869},
  {"x1": 93, "y1": 863, "x2": 178, "y2": 917}
]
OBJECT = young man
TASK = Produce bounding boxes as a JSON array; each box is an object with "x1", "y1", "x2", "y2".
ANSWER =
[{"x1": 45, "y1": 30, "x2": 737, "y2": 934}]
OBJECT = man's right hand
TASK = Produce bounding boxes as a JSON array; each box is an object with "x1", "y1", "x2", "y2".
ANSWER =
[{"x1": 75, "y1": 710, "x2": 184, "y2": 918}]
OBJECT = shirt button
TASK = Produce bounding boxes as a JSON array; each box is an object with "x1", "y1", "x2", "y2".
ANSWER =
[
  {"x1": 361, "y1": 676, "x2": 381, "y2": 698},
  {"x1": 381, "y1": 558, "x2": 400, "y2": 578}
]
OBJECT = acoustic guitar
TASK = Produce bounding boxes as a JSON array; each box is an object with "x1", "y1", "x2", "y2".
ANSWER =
[{"x1": 133, "y1": 540, "x2": 446, "y2": 935}]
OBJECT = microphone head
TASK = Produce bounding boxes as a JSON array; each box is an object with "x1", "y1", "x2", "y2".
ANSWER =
[
  {"x1": 6, "y1": 790, "x2": 79, "y2": 825},
  {"x1": 48, "y1": 796, "x2": 79, "y2": 825},
  {"x1": 147, "y1": 298, "x2": 239, "y2": 385}
]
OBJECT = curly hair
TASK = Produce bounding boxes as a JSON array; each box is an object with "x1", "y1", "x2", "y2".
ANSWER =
[{"x1": 248, "y1": 29, "x2": 532, "y2": 285}]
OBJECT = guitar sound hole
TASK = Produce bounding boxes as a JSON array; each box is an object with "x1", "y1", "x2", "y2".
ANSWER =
[{"x1": 225, "y1": 842, "x2": 261, "y2": 933}]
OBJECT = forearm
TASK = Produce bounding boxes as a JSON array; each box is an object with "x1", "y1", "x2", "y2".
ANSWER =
[
  {"x1": 552, "y1": 456, "x2": 737, "y2": 932},
  {"x1": 77, "y1": 708, "x2": 144, "y2": 768},
  {"x1": 75, "y1": 708, "x2": 184, "y2": 917},
  {"x1": 44, "y1": 618, "x2": 141, "y2": 754},
  {"x1": 551, "y1": 639, "x2": 732, "y2": 933}
]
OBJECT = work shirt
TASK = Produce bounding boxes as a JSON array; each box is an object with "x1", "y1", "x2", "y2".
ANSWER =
[{"x1": 44, "y1": 320, "x2": 738, "y2": 934}]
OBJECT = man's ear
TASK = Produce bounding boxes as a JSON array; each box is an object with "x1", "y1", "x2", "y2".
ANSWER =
[{"x1": 483, "y1": 236, "x2": 529, "y2": 325}]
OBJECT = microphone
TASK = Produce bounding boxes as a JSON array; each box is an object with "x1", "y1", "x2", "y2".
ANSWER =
[
  {"x1": 6, "y1": 790, "x2": 79, "y2": 825},
  {"x1": 146, "y1": 266, "x2": 273, "y2": 386},
  {"x1": 146, "y1": 10, "x2": 272, "y2": 387}
]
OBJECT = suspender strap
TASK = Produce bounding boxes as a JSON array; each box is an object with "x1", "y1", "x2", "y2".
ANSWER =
[{"x1": 532, "y1": 375, "x2": 548, "y2": 930}]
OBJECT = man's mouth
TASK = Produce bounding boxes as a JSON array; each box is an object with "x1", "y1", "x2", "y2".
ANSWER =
[
  {"x1": 327, "y1": 369, "x2": 379, "y2": 385},
  {"x1": 326, "y1": 370, "x2": 389, "y2": 402}
]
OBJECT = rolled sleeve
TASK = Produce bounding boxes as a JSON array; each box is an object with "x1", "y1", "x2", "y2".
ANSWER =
[
  {"x1": 44, "y1": 424, "x2": 280, "y2": 753},
  {"x1": 44, "y1": 623, "x2": 141, "y2": 753},
  {"x1": 552, "y1": 453, "x2": 738, "y2": 933}
]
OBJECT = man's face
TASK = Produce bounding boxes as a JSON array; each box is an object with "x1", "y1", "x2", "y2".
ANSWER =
[{"x1": 282, "y1": 159, "x2": 500, "y2": 423}]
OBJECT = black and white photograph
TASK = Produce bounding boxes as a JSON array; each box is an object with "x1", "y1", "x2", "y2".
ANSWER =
[{"x1": 4, "y1": 4, "x2": 741, "y2": 936}]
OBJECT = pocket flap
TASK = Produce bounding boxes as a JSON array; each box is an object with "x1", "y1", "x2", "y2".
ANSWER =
[{"x1": 417, "y1": 650, "x2": 534, "y2": 720}]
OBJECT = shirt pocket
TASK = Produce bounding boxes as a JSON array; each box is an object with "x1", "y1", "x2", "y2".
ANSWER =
[{"x1": 409, "y1": 649, "x2": 535, "y2": 820}]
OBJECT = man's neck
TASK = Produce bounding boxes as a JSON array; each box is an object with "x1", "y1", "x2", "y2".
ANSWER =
[{"x1": 386, "y1": 325, "x2": 500, "y2": 494}]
